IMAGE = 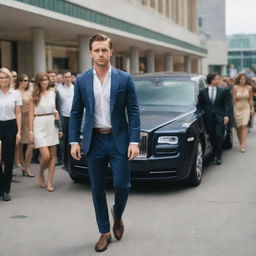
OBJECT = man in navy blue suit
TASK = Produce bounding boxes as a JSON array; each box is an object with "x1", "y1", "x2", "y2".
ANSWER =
[{"x1": 69, "y1": 34, "x2": 140, "y2": 252}]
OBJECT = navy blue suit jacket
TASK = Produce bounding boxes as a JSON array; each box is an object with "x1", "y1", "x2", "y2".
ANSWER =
[{"x1": 69, "y1": 67, "x2": 141, "y2": 155}]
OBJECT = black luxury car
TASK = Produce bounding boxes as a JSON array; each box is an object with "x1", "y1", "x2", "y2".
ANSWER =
[{"x1": 68, "y1": 73, "x2": 233, "y2": 186}]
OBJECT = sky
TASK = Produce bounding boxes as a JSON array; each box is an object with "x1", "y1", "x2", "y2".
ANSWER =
[{"x1": 226, "y1": 0, "x2": 256, "y2": 35}]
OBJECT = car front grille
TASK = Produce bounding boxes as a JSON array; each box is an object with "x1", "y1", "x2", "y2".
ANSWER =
[{"x1": 137, "y1": 132, "x2": 148, "y2": 159}]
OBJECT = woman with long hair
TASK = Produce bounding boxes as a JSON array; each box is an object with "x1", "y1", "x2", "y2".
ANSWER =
[
  {"x1": 0, "y1": 68, "x2": 22, "y2": 201},
  {"x1": 15, "y1": 74, "x2": 35, "y2": 177},
  {"x1": 29, "y1": 72, "x2": 60, "y2": 192},
  {"x1": 232, "y1": 73, "x2": 254, "y2": 152}
]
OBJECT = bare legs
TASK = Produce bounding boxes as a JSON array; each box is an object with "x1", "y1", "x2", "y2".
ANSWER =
[
  {"x1": 236, "y1": 125, "x2": 248, "y2": 151},
  {"x1": 22, "y1": 143, "x2": 35, "y2": 177},
  {"x1": 38, "y1": 145, "x2": 56, "y2": 191}
]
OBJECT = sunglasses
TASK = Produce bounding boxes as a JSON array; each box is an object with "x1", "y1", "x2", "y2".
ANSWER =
[{"x1": 22, "y1": 79, "x2": 29, "y2": 82}]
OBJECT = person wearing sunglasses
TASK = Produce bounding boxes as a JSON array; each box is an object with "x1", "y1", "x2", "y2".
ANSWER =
[{"x1": 15, "y1": 74, "x2": 35, "y2": 177}]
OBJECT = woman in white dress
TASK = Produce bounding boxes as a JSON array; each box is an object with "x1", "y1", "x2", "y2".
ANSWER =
[{"x1": 29, "y1": 72, "x2": 60, "y2": 192}]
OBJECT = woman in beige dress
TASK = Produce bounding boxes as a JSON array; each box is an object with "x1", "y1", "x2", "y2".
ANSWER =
[
  {"x1": 29, "y1": 72, "x2": 60, "y2": 192},
  {"x1": 232, "y1": 73, "x2": 254, "y2": 152},
  {"x1": 15, "y1": 74, "x2": 35, "y2": 177}
]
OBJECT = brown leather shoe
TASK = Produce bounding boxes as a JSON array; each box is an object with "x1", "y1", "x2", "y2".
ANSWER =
[
  {"x1": 95, "y1": 233, "x2": 111, "y2": 252},
  {"x1": 111, "y1": 207, "x2": 124, "y2": 240}
]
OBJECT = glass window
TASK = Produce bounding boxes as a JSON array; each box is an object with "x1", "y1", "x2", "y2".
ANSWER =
[{"x1": 134, "y1": 78, "x2": 196, "y2": 106}]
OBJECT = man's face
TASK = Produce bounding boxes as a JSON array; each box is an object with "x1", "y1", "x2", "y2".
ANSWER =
[
  {"x1": 211, "y1": 75, "x2": 220, "y2": 86},
  {"x1": 56, "y1": 74, "x2": 63, "y2": 83},
  {"x1": 90, "y1": 40, "x2": 112, "y2": 67},
  {"x1": 63, "y1": 72, "x2": 72, "y2": 85},
  {"x1": 48, "y1": 72, "x2": 57, "y2": 84}
]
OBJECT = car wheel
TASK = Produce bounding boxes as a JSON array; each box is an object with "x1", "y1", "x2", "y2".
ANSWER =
[{"x1": 187, "y1": 140, "x2": 203, "y2": 187}]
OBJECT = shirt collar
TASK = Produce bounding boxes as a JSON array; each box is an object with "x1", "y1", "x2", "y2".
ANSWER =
[
  {"x1": 0, "y1": 88, "x2": 12, "y2": 95},
  {"x1": 93, "y1": 66, "x2": 112, "y2": 77}
]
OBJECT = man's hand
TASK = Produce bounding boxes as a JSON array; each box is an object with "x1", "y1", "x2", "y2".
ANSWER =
[
  {"x1": 127, "y1": 144, "x2": 139, "y2": 160},
  {"x1": 71, "y1": 144, "x2": 81, "y2": 160},
  {"x1": 224, "y1": 116, "x2": 229, "y2": 125}
]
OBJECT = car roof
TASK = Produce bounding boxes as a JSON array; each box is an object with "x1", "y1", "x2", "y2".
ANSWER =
[{"x1": 133, "y1": 72, "x2": 205, "y2": 79}]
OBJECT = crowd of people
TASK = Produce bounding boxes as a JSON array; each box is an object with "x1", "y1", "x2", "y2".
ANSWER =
[
  {"x1": 0, "y1": 68, "x2": 76, "y2": 201},
  {"x1": 1, "y1": 66, "x2": 256, "y2": 200}
]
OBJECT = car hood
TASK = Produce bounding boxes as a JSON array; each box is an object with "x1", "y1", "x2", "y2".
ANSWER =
[{"x1": 139, "y1": 105, "x2": 195, "y2": 132}]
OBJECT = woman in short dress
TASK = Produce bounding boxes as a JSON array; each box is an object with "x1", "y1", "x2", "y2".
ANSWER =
[
  {"x1": 15, "y1": 74, "x2": 35, "y2": 177},
  {"x1": 29, "y1": 72, "x2": 59, "y2": 192},
  {"x1": 232, "y1": 73, "x2": 254, "y2": 152}
]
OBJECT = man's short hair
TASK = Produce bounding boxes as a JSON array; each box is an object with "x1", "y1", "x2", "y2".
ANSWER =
[
  {"x1": 47, "y1": 69, "x2": 57, "y2": 74},
  {"x1": 89, "y1": 34, "x2": 112, "y2": 51},
  {"x1": 207, "y1": 72, "x2": 219, "y2": 84}
]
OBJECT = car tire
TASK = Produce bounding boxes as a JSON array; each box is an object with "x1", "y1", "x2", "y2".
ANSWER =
[{"x1": 187, "y1": 140, "x2": 203, "y2": 187}]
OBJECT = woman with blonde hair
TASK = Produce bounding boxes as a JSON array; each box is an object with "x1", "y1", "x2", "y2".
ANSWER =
[
  {"x1": 232, "y1": 73, "x2": 254, "y2": 152},
  {"x1": 0, "y1": 68, "x2": 22, "y2": 201},
  {"x1": 29, "y1": 72, "x2": 60, "y2": 192},
  {"x1": 15, "y1": 74, "x2": 35, "y2": 177}
]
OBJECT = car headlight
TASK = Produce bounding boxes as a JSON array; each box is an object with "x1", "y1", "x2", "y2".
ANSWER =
[{"x1": 158, "y1": 136, "x2": 178, "y2": 145}]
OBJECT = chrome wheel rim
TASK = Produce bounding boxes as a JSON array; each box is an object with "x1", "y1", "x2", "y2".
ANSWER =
[{"x1": 196, "y1": 143, "x2": 203, "y2": 180}]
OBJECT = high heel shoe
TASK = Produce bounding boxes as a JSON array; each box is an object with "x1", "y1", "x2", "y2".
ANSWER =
[
  {"x1": 22, "y1": 169, "x2": 35, "y2": 177},
  {"x1": 47, "y1": 186, "x2": 55, "y2": 192},
  {"x1": 240, "y1": 148, "x2": 245, "y2": 153}
]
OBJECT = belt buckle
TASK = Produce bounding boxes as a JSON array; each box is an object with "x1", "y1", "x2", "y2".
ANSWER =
[{"x1": 100, "y1": 129, "x2": 109, "y2": 134}]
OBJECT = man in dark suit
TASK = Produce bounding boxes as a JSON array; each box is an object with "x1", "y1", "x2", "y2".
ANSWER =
[
  {"x1": 69, "y1": 34, "x2": 140, "y2": 252},
  {"x1": 197, "y1": 72, "x2": 231, "y2": 165}
]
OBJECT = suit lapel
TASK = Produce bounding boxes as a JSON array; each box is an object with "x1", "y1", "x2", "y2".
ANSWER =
[
  {"x1": 84, "y1": 69, "x2": 94, "y2": 113},
  {"x1": 206, "y1": 87, "x2": 212, "y2": 104},
  {"x1": 110, "y1": 67, "x2": 120, "y2": 113}
]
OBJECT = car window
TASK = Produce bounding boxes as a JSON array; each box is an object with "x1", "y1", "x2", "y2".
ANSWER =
[{"x1": 134, "y1": 78, "x2": 196, "y2": 106}]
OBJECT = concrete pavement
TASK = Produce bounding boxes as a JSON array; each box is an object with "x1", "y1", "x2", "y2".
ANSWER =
[{"x1": 1, "y1": 128, "x2": 256, "y2": 256}]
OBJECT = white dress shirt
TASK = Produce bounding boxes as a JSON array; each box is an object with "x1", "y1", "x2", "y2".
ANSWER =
[
  {"x1": 56, "y1": 83, "x2": 74, "y2": 117},
  {"x1": 0, "y1": 88, "x2": 22, "y2": 121},
  {"x1": 93, "y1": 66, "x2": 112, "y2": 128},
  {"x1": 208, "y1": 86, "x2": 217, "y2": 103}
]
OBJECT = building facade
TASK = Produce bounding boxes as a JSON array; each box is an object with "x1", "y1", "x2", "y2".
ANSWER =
[
  {"x1": 198, "y1": 0, "x2": 227, "y2": 75},
  {"x1": 228, "y1": 34, "x2": 256, "y2": 73},
  {"x1": 0, "y1": 0, "x2": 207, "y2": 76}
]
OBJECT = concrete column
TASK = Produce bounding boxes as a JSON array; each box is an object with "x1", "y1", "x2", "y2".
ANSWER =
[
  {"x1": 184, "y1": 56, "x2": 191, "y2": 73},
  {"x1": 191, "y1": 0, "x2": 197, "y2": 32},
  {"x1": 221, "y1": 65, "x2": 227, "y2": 76},
  {"x1": 165, "y1": 53, "x2": 174, "y2": 72},
  {"x1": 172, "y1": 0, "x2": 176, "y2": 22},
  {"x1": 146, "y1": 50, "x2": 155, "y2": 73},
  {"x1": 1, "y1": 41, "x2": 12, "y2": 69},
  {"x1": 183, "y1": 0, "x2": 188, "y2": 29},
  {"x1": 130, "y1": 47, "x2": 139, "y2": 74},
  {"x1": 31, "y1": 27, "x2": 46, "y2": 74},
  {"x1": 154, "y1": 0, "x2": 159, "y2": 11},
  {"x1": 197, "y1": 58, "x2": 202, "y2": 74},
  {"x1": 47, "y1": 46, "x2": 53, "y2": 70},
  {"x1": 144, "y1": 0, "x2": 150, "y2": 7},
  {"x1": 78, "y1": 35, "x2": 91, "y2": 73},
  {"x1": 122, "y1": 53, "x2": 130, "y2": 73}
]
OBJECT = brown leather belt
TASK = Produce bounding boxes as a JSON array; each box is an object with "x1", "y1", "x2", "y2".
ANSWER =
[
  {"x1": 34, "y1": 113, "x2": 53, "y2": 117},
  {"x1": 94, "y1": 128, "x2": 112, "y2": 134}
]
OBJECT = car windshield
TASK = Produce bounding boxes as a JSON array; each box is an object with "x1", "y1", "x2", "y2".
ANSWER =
[{"x1": 134, "y1": 78, "x2": 196, "y2": 106}]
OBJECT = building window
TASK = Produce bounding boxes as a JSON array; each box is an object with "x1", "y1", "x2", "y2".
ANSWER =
[{"x1": 53, "y1": 58, "x2": 69, "y2": 71}]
